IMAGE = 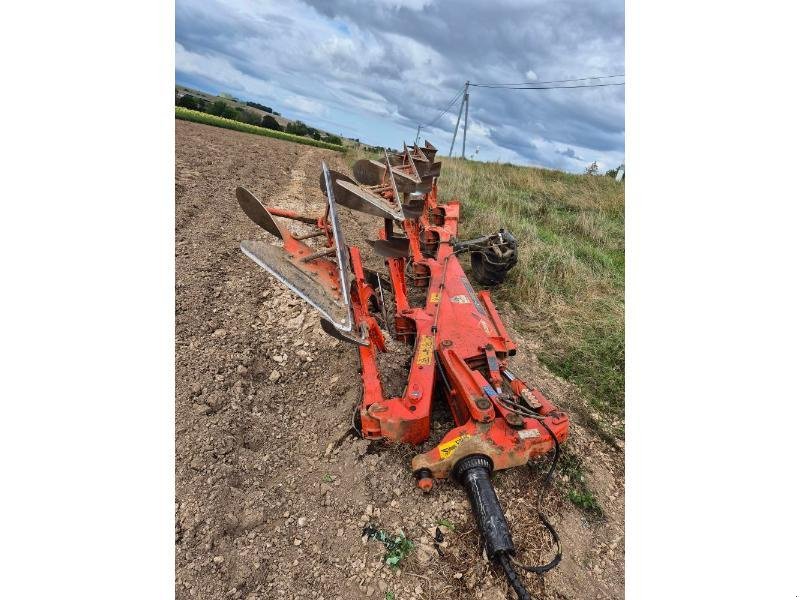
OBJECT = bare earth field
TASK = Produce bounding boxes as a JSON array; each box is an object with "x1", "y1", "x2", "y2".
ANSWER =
[{"x1": 175, "y1": 120, "x2": 624, "y2": 600}]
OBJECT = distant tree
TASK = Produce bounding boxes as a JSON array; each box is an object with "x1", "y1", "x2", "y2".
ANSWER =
[
  {"x1": 176, "y1": 94, "x2": 198, "y2": 110},
  {"x1": 285, "y1": 121, "x2": 311, "y2": 136},
  {"x1": 238, "y1": 110, "x2": 262, "y2": 125},
  {"x1": 311, "y1": 131, "x2": 321, "y2": 141},
  {"x1": 322, "y1": 134, "x2": 342, "y2": 145},
  {"x1": 585, "y1": 161, "x2": 599, "y2": 176},
  {"x1": 247, "y1": 101, "x2": 273, "y2": 113},
  {"x1": 209, "y1": 100, "x2": 238, "y2": 120},
  {"x1": 261, "y1": 115, "x2": 282, "y2": 130},
  {"x1": 209, "y1": 100, "x2": 228, "y2": 116},
  {"x1": 605, "y1": 164, "x2": 624, "y2": 178}
]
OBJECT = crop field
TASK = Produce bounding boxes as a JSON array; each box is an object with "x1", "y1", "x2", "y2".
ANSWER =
[{"x1": 175, "y1": 107, "x2": 345, "y2": 152}]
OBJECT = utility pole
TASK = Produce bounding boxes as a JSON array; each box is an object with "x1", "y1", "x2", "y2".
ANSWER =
[
  {"x1": 448, "y1": 83, "x2": 467, "y2": 157},
  {"x1": 461, "y1": 81, "x2": 470, "y2": 159},
  {"x1": 414, "y1": 124, "x2": 421, "y2": 145}
]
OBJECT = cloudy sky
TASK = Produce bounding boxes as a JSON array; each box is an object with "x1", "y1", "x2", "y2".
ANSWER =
[{"x1": 176, "y1": 0, "x2": 624, "y2": 172}]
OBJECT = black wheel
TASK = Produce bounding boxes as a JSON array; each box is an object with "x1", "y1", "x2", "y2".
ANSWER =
[{"x1": 471, "y1": 252, "x2": 509, "y2": 285}]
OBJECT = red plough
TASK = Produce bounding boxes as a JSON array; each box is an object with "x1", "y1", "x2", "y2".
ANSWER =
[{"x1": 236, "y1": 142, "x2": 570, "y2": 599}]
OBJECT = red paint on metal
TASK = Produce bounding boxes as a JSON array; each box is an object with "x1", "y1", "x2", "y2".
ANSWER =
[
  {"x1": 241, "y1": 146, "x2": 570, "y2": 484},
  {"x1": 336, "y1": 151, "x2": 570, "y2": 480}
]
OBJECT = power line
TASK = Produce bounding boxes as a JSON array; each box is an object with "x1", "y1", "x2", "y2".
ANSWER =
[
  {"x1": 420, "y1": 88, "x2": 465, "y2": 130},
  {"x1": 419, "y1": 75, "x2": 623, "y2": 132},
  {"x1": 470, "y1": 73, "x2": 624, "y2": 88},
  {"x1": 472, "y1": 82, "x2": 624, "y2": 90},
  {"x1": 417, "y1": 73, "x2": 624, "y2": 161}
]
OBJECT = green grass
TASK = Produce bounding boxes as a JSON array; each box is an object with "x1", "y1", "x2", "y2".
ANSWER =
[
  {"x1": 559, "y1": 450, "x2": 604, "y2": 518},
  {"x1": 435, "y1": 158, "x2": 625, "y2": 435},
  {"x1": 435, "y1": 517, "x2": 455, "y2": 531},
  {"x1": 568, "y1": 490, "x2": 603, "y2": 515},
  {"x1": 175, "y1": 107, "x2": 345, "y2": 152}
]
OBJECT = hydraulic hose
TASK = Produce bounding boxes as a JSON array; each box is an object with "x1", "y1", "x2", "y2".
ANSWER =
[
  {"x1": 513, "y1": 418, "x2": 562, "y2": 575},
  {"x1": 498, "y1": 553, "x2": 532, "y2": 600}
]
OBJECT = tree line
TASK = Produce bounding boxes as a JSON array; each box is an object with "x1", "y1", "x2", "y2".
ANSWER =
[{"x1": 175, "y1": 93, "x2": 343, "y2": 146}]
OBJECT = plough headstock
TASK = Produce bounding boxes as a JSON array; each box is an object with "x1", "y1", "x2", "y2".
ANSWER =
[{"x1": 235, "y1": 140, "x2": 569, "y2": 599}]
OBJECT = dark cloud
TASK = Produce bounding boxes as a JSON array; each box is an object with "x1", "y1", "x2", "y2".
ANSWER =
[
  {"x1": 176, "y1": 0, "x2": 624, "y2": 171},
  {"x1": 557, "y1": 147, "x2": 583, "y2": 160}
]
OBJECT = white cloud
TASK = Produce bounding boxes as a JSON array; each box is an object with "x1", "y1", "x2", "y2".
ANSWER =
[
  {"x1": 175, "y1": 42, "x2": 276, "y2": 98},
  {"x1": 176, "y1": 0, "x2": 624, "y2": 172},
  {"x1": 374, "y1": 0, "x2": 434, "y2": 10},
  {"x1": 285, "y1": 94, "x2": 327, "y2": 116}
]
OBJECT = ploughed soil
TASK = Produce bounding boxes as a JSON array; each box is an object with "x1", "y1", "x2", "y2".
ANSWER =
[{"x1": 175, "y1": 120, "x2": 624, "y2": 600}]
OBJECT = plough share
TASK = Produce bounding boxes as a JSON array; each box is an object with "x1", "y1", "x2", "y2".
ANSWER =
[{"x1": 236, "y1": 142, "x2": 570, "y2": 599}]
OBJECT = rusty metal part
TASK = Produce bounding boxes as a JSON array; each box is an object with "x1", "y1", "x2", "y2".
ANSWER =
[
  {"x1": 320, "y1": 318, "x2": 369, "y2": 347},
  {"x1": 236, "y1": 187, "x2": 282, "y2": 237},
  {"x1": 420, "y1": 140, "x2": 438, "y2": 162},
  {"x1": 266, "y1": 207, "x2": 319, "y2": 225},
  {"x1": 319, "y1": 169, "x2": 356, "y2": 194},
  {"x1": 332, "y1": 179, "x2": 405, "y2": 220},
  {"x1": 294, "y1": 230, "x2": 326, "y2": 240},
  {"x1": 330, "y1": 150, "x2": 405, "y2": 220},
  {"x1": 240, "y1": 239, "x2": 350, "y2": 328},
  {"x1": 388, "y1": 143, "x2": 423, "y2": 190},
  {"x1": 238, "y1": 162, "x2": 356, "y2": 334},
  {"x1": 352, "y1": 159, "x2": 386, "y2": 186},
  {"x1": 367, "y1": 238, "x2": 411, "y2": 258},
  {"x1": 300, "y1": 247, "x2": 337, "y2": 262},
  {"x1": 400, "y1": 202, "x2": 424, "y2": 219}
]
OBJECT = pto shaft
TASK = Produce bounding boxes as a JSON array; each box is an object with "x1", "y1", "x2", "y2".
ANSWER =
[{"x1": 453, "y1": 455, "x2": 532, "y2": 600}]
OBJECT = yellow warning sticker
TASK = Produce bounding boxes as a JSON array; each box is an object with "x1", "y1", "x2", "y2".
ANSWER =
[
  {"x1": 438, "y1": 434, "x2": 466, "y2": 459},
  {"x1": 416, "y1": 335, "x2": 434, "y2": 366},
  {"x1": 429, "y1": 292, "x2": 441, "y2": 304}
]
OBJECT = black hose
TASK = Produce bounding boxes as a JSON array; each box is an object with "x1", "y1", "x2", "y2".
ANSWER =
[
  {"x1": 498, "y1": 553, "x2": 532, "y2": 600},
  {"x1": 513, "y1": 418, "x2": 562, "y2": 574}
]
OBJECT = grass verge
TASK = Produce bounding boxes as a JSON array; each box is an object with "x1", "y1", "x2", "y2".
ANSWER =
[{"x1": 175, "y1": 107, "x2": 345, "y2": 152}]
